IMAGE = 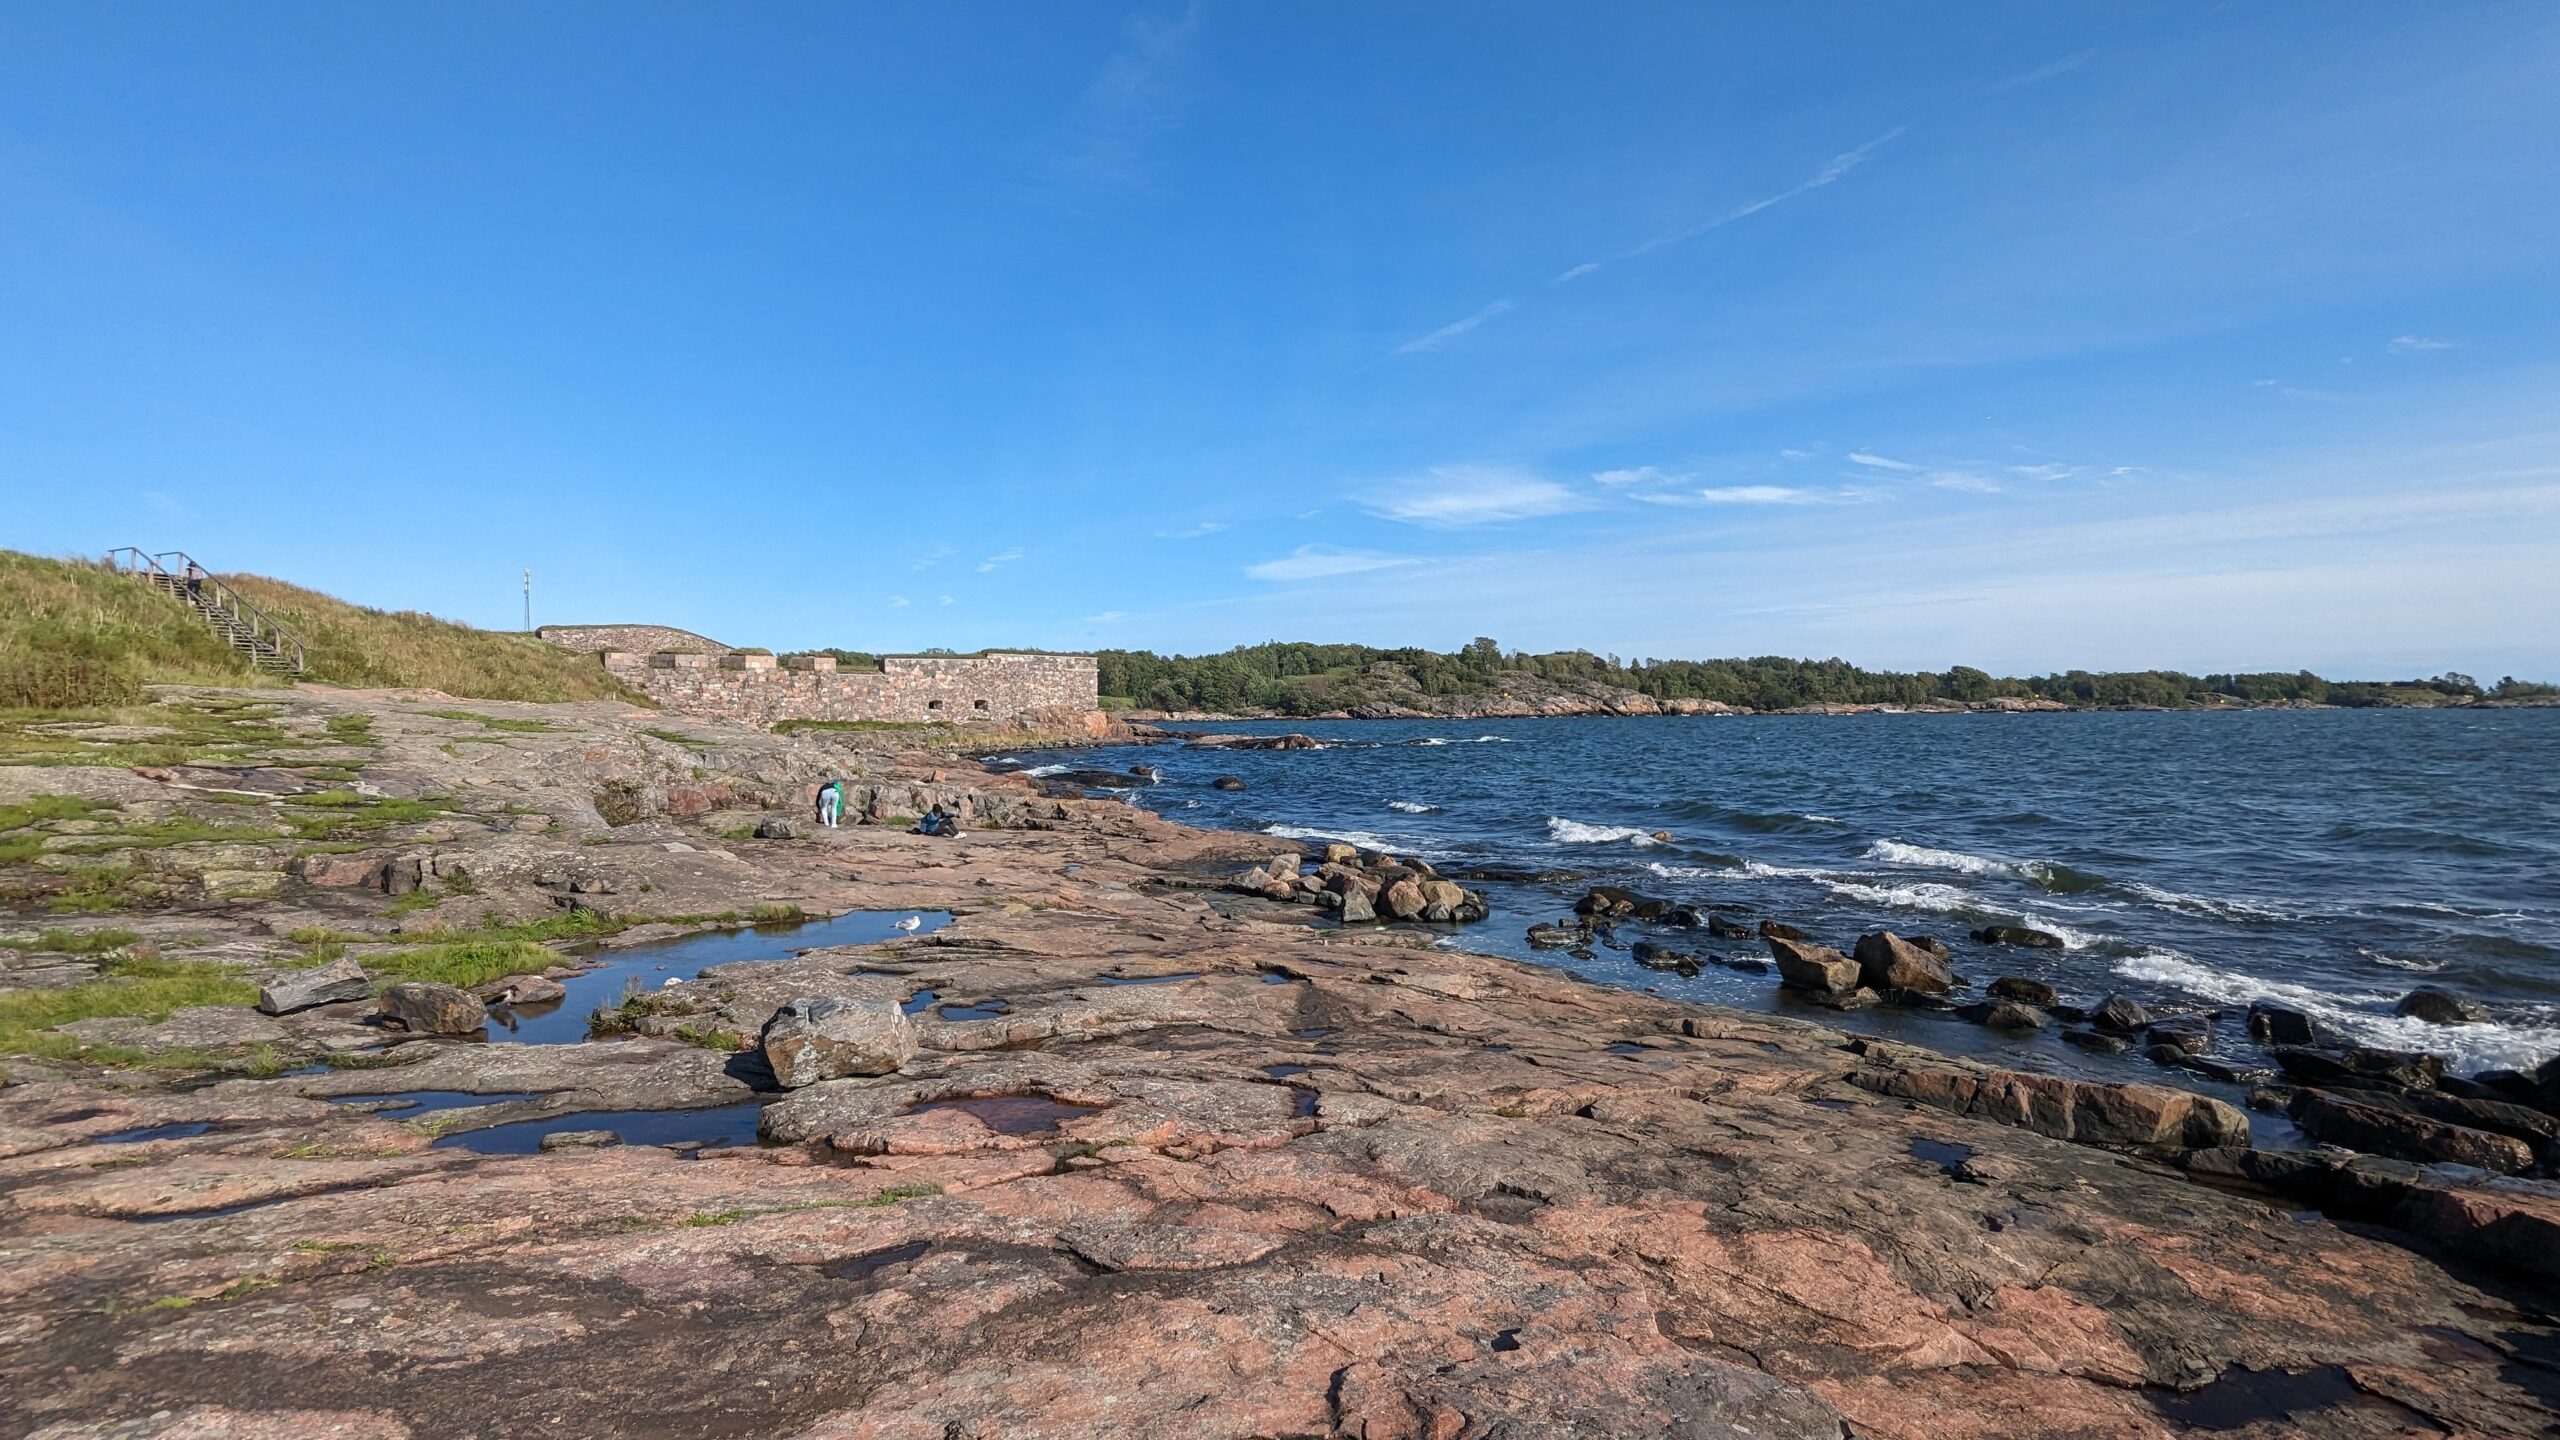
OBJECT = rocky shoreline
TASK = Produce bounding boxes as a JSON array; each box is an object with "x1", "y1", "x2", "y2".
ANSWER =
[{"x1": 3, "y1": 687, "x2": 2559, "y2": 1437}]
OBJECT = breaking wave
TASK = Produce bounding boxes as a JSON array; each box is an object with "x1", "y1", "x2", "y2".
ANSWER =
[
  {"x1": 1262, "y1": 823, "x2": 1438, "y2": 856},
  {"x1": 2114, "y1": 949, "x2": 2550, "y2": 1074},
  {"x1": 1548, "y1": 818, "x2": 1664, "y2": 846},
  {"x1": 1019, "y1": 763, "x2": 1069, "y2": 778},
  {"x1": 1387, "y1": 801, "x2": 1442, "y2": 814}
]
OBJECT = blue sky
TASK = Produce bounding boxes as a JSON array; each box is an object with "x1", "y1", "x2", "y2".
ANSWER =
[{"x1": 4, "y1": 3, "x2": 2556, "y2": 678}]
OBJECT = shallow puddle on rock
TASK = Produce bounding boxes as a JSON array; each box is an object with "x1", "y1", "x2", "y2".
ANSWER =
[
  {"x1": 936, "y1": 998, "x2": 1012, "y2": 1021},
  {"x1": 1605, "y1": 1042, "x2": 1650, "y2": 1056},
  {"x1": 900, "y1": 989, "x2": 939, "y2": 1014},
  {"x1": 1259, "y1": 972, "x2": 1294, "y2": 985},
  {"x1": 907, "y1": 1095, "x2": 1102, "y2": 1136},
  {"x1": 430, "y1": 1102, "x2": 766, "y2": 1156},
  {"x1": 1261, "y1": 1064, "x2": 1310, "y2": 1079},
  {"x1": 1806, "y1": 1098, "x2": 1857, "y2": 1111},
  {"x1": 1294, "y1": 1027, "x2": 1334, "y2": 1040},
  {"x1": 98, "y1": 1121, "x2": 212, "y2": 1144},
  {"x1": 2150, "y1": 1365, "x2": 2369, "y2": 1430},
  {"x1": 489, "y1": 910, "x2": 954, "y2": 1046},
  {"x1": 1908, "y1": 1137, "x2": 1975, "y2": 1177},
  {"x1": 1098, "y1": 972, "x2": 1200, "y2": 986},
  {"x1": 328, "y1": 1091, "x2": 545, "y2": 1115},
  {"x1": 1289, "y1": 1087, "x2": 1319, "y2": 1119},
  {"x1": 823, "y1": 1239, "x2": 933, "y2": 1283}
]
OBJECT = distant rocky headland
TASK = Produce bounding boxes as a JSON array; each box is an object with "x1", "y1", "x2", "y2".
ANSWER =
[{"x1": 1095, "y1": 640, "x2": 2559, "y2": 721}]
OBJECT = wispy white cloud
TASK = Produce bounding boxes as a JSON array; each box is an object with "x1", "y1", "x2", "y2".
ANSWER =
[
  {"x1": 2255, "y1": 379, "x2": 2353, "y2": 403},
  {"x1": 1154, "y1": 520, "x2": 1227, "y2": 540},
  {"x1": 938, "y1": 595, "x2": 954, "y2": 606},
  {"x1": 1592, "y1": 465, "x2": 1678, "y2": 487},
  {"x1": 1245, "y1": 545, "x2": 1418, "y2": 582},
  {"x1": 909, "y1": 544, "x2": 954, "y2": 572},
  {"x1": 1697, "y1": 485, "x2": 1821, "y2": 504},
  {"x1": 1983, "y1": 49, "x2": 2095, "y2": 94},
  {"x1": 2008, "y1": 463, "x2": 2076, "y2": 481},
  {"x1": 1365, "y1": 464, "x2": 1592, "y2": 527},
  {"x1": 1555, "y1": 125, "x2": 1909, "y2": 283},
  {"x1": 888, "y1": 595, "x2": 911, "y2": 609},
  {"x1": 1637, "y1": 485, "x2": 1835, "y2": 506},
  {"x1": 1928, "y1": 471, "x2": 2003, "y2": 494},
  {"x1": 1029, "y1": 6, "x2": 1202, "y2": 200},
  {"x1": 2389, "y1": 334, "x2": 2457, "y2": 353},
  {"x1": 1393, "y1": 299, "x2": 1514, "y2": 356},
  {"x1": 1779, "y1": 448, "x2": 1815, "y2": 462},
  {"x1": 976, "y1": 548, "x2": 1024, "y2": 573},
  {"x1": 1088, "y1": 610, "x2": 1128, "y2": 623},
  {"x1": 1847, "y1": 451, "x2": 1920, "y2": 471}
]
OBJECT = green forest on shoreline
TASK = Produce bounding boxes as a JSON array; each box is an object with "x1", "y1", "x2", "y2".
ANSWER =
[{"x1": 1093, "y1": 639, "x2": 2557, "y2": 716}]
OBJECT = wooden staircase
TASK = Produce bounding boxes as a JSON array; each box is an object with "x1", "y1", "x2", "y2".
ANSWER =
[{"x1": 106, "y1": 547, "x2": 307, "y2": 676}]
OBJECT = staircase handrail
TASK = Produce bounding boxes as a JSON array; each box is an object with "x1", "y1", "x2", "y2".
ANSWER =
[{"x1": 105, "y1": 546, "x2": 307, "y2": 675}]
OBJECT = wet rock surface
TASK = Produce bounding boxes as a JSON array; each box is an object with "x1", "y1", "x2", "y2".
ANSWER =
[{"x1": 0, "y1": 690, "x2": 2555, "y2": 1437}]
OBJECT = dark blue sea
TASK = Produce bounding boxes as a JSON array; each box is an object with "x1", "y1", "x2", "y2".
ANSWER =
[{"x1": 1005, "y1": 710, "x2": 2560, "y2": 1093}]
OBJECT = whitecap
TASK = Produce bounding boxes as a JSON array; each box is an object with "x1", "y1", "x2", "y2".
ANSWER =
[
  {"x1": 2113, "y1": 949, "x2": 2551, "y2": 1074},
  {"x1": 1820, "y1": 879, "x2": 2102, "y2": 947},
  {"x1": 1548, "y1": 817, "x2": 1664, "y2": 846},
  {"x1": 1866, "y1": 838, "x2": 2056, "y2": 883},
  {"x1": 2358, "y1": 946, "x2": 2446, "y2": 973},
  {"x1": 1799, "y1": 814, "x2": 1841, "y2": 824},
  {"x1": 1262, "y1": 823, "x2": 1439, "y2": 856},
  {"x1": 1387, "y1": 801, "x2": 1441, "y2": 814},
  {"x1": 1020, "y1": 763, "x2": 1069, "y2": 778},
  {"x1": 2117, "y1": 879, "x2": 2296, "y2": 923}
]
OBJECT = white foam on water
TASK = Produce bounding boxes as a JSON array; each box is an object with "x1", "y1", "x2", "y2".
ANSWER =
[
  {"x1": 1798, "y1": 814, "x2": 1842, "y2": 824},
  {"x1": 1262, "y1": 823, "x2": 1439, "y2": 856},
  {"x1": 1866, "y1": 838, "x2": 2057, "y2": 884},
  {"x1": 1548, "y1": 817, "x2": 1664, "y2": 846},
  {"x1": 1019, "y1": 763, "x2": 1069, "y2": 778},
  {"x1": 1387, "y1": 801, "x2": 1441, "y2": 814},
  {"x1": 2113, "y1": 948, "x2": 2553, "y2": 1073},
  {"x1": 2358, "y1": 946, "x2": 2446, "y2": 973},
  {"x1": 1733, "y1": 858, "x2": 1845, "y2": 880},
  {"x1": 2118, "y1": 879, "x2": 2296, "y2": 923},
  {"x1": 1821, "y1": 878, "x2": 2103, "y2": 948}
]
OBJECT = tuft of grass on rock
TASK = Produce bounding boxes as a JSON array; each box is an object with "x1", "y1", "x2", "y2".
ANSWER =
[
  {"x1": 0, "y1": 966, "x2": 260, "y2": 1060},
  {"x1": 365, "y1": 938, "x2": 557, "y2": 990},
  {"x1": 0, "y1": 926, "x2": 142, "y2": 955},
  {"x1": 748, "y1": 902, "x2": 805, "y2": 924}
]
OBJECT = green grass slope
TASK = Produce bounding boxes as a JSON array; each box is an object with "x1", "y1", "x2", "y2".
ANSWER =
[{"x1": 1, "y1": 550, "x2": 641, "y2": 709}]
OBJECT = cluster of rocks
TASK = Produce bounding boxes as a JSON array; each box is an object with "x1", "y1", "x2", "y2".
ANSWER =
[{"x1": 1229, "y1": 843, "x2": 1489, "y2": 925}]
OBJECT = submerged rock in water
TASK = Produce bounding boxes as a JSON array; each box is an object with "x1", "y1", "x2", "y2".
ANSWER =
[
  {"x1": 2396, "y1": 987, "x2": 2490, "y2": 1025},
  {"x1": 375, "y1": 981, "x2": 487, "y2": 1036},
  {"x1": 257, "y1": 957, "x2": 372, "y2": 1016},
  {"x1": 2247, "y1": 1001, "x2": 2316, "y2": 1046},
  {"x1": 2273, "y1": 1045, "x2": 2446, "y2": 1093},
  {"x1": 1210, "y1": 776, "x2": 1246, "y2": 791},
  {"x1": 1706, "y1": 914, "x2": 1754, "y2": 941},
  {"x1": 1988, "y1": 976, "x2": 2059, "y2": 1007},
  {"x1": 1758, "y1": 919, "x2": 1810, "y2": 942},
  {"x1": 2090, "y1": 994, "x2": 2150, "y2": 1034},
  {"x1": 1971, "y1": 925, "x2": 2065, "y2": 950},
  {"x1": 762, "y1": 996, "x2": 918, "y2": 1087}
]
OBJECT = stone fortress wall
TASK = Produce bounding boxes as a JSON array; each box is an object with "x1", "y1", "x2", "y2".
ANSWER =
[{"x1": 551, "y1": 632, "x2": 1097, "y2": 726}]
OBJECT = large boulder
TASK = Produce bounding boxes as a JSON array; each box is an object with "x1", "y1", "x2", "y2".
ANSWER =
[
  {"x1": 2396, "y1": 988, "x2": 2490, "y2": 1025},
  {"x1": 1852, "y1": 931, "x2": 1954, "y2": 995},
  {"x1": 290, "y1": 853, "x2": 384, "y2": 888},
  {"x1": 1379, "y1": 878, "x2": 1428, "y2": 922},
  {"x1": 2273, "y1": 1045, "x2": 2445, "y2": 1092},
  {"x1": 2289, "y1": 1090, "x2": 2536, "y2": 1174},
  {"x1": 1767, "y1": 936, "x2": 1859, "y2": 994},
  {"x1": 1338, "y1": 885, "x2": 1377, "y2": 923},
  {"x1": 1853, "y1": 1051, "x2": 2251, "y2": 1151},
  {"x1": 257, "y1": 958, "x2": 373, "y2": 1015},
  {"x1": 1417, "y1": 880, "x2": 1467, "y2": 922},
  {"x1": 376, "y1": 982, "x2": 487, "y2": 1036},
  {"x1": 761, "y1": 997, "x2": 918, "y2": 1088},
  {"x1": 477, "y1": 973, "x2": 568, "y2": 1005}
]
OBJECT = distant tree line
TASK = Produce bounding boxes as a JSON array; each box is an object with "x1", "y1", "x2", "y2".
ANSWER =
[{"x1": 1090, "y1": 640, "x2": 2554, "y2": 715}]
